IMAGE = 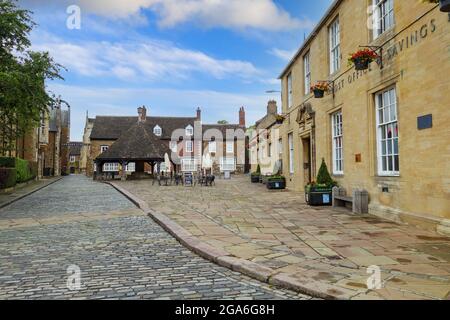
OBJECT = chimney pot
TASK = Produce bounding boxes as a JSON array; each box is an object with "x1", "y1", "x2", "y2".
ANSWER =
[
  {"x1": 138, "y1": 106, "x2": 147, "y2": 122},
  {"x1": 196, "y1": 107, "x2": 202, "y2": 121},
  {"x1": 239, "y1": 107, "x2": 246, "y2": 127}
]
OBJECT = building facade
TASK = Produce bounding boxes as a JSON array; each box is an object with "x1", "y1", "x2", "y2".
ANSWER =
[
  {"x1": 85, "y1": 106, "x2": 247, "y2": 178},
  {"x1": 278, "y1": 1, "x2": 450, "y2": 234},
  {"x1": 79, "y1": 115, "x2": 95, "y2": 174},
  {"x1": 68, "y1": 142, "x2": 83, "y2": 174}
]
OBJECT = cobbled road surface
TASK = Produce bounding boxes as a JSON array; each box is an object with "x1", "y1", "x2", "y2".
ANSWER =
[{"x1": 0, "y1": 175, "x2": 310, "y2": 300}]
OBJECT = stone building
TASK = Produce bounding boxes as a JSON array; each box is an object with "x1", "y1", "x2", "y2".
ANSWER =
[
  {"x1": 249, "y1": 101, "x2": 284, "y2": 176},
  {"x1": 79, "y1": 115, "x2": 95, "y2": 174},
  {"x1": 277, "y1": 0, "x2": 450, "y2": 234},
  {"x1": 68, "y1": 142, "x2": 83, "y2": 174},
  {"x1": 85, "y1": 106, "x2": 247, "y2": 178}
]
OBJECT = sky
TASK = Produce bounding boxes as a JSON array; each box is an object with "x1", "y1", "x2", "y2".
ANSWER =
[{"x1": 18, "y1": 0, "x2": 333, "y2": 141}]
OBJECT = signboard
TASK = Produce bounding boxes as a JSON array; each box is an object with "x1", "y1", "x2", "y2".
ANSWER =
[
  {"x1": 323, "y1": 194, "x2": 331, "y2": 204},
  {"x1": 224, "y1": 171, "x2": 231, "y2": 180},
  {"x1": 184, "y1": 172, "x2": 194, "y2": 187}
]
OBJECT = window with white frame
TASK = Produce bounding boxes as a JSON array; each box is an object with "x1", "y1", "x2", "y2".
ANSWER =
[
  {"x1": 278, "y1": 139, "x2": 283, "y2": 155},
  {"x1": 70, "y1": 156, "x2": 76, "y2": 163},
  {"x1": 304, "y1": 51, "x2": 311, "y2": 95},
  {"x1": 209, "y1": 140, "x2": 217, "y2": 153},
  {"x1": 126, "y1": 162, "x2": 136, "y2": 172},
  {"x1": 185, "y1": 140, "x2": 193, "y2": 153},
  {"x1": 181, "y1": 158, "x2": 197, "y2": 172},
  {"x1": 220, "y1": 157, "x2": 236, "y2": 172},
  {"x1": 329, "y1": 17, "x2": 341, "y2": 74},
  {"x1": 100, "y1": 145, "x2": 109, "y2": 153},
  {"x1": 376, "y1": 87, "x2": 399, "y2": 175},
  {"x1": 332, "y1": 111, "x2": 344, "y2": 175},
  {"x1": 170, "y1": 141, "x2": 178, "y2": 153},
  {"x1": 373, "y1": 0, "x2": 394, "y2": 38},
  {"x1": 287, "y1": 73, "x2": 293, "y2": 108},
  {"x1": 288, "y1": 133, "x2": 294, "y2": 174},
  {"x1": 226, "y1": 141, "x2": 234, "y2": 154},
  {"x1": 103, "y1": 163, "x2": 119, "y2": 172},
  {"x1": 153, "y1": 125, "x2": 162, "y2": 136},
  {"x1": 185, "y1": 125, "x2": 194, "y2": 136}
]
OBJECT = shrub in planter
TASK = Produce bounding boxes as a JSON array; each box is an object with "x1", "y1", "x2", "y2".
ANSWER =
[
  {"x1": 348, "y1": 49, "x2": 378, "y2": 71},
  {"x1": 251, "y1": 164, "x2": 261, "y2": 183},
  {"x1": 310, "y1": 82, "x2": 330, "y2": 98},
  {"x1": 0, "y1": 157, "x2": 16, "y2": 168},
  {"x1": 305, "y1": 159, "x2": 337, "y2": 206},
  {"x1": 0, "y1": 168, "x2": 16, "y2": 189},
  {"x1": 267, "y1": 175, "x2": 286, "y2": 190}
]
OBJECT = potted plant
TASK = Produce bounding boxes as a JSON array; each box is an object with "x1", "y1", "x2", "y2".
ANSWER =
[
  {"x1": 348, "y1": 48, "x2": 378, "y2": 71},
  {"x1": 275, "y1": 114, "x2": 285, "y2": 124},
  {"x1": 251, "y1": 164, "x2": 261, "y2": 183},
  {"x1": 267, "y1": 175, "x2": 286, "y2": 190},
  {"x1": 305, "y1": 159, "x2": 337, "y2": 206},
  {"x1": 310, "y1": 82, "x2": 329, "y2": 98},
  {"x1": 422, "y1": 0, "x2": 450, "y2": 12}
]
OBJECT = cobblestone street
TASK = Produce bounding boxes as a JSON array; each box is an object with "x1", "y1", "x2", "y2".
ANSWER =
[{"x1": 0, "y1": 175, "x2": 310, "y2": 300}]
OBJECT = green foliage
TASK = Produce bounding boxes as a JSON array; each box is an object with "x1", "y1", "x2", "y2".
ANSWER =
[
  {"x1": 0, "y1": 157, "x2": 15, "y2": 168},
  {"x1": 217, "y1": 120, "x2": 229, "y2": 124},
  {"x1": 256, "y1": 164, "x2": 261, "y2": 174},
  {"x1": 316, "y1": 158, "x2": 334, "y2": 186},
  {"x1": 0, "y1": 0, "x2": 64, "y2": 155},
  {"x1": 267, "y1": 175, "x2": 285, "y2": 182},
  {"x1": 15, "y1": 158, "x2": 36, "y2": 183},
  {"x1": 0, "y1": 168, "x2": 16, "y2": 189}
]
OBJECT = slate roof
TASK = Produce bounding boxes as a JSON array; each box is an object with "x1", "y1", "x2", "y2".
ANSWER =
[
  {"x1": 68, "y1": 142, "x2": 83, "y2": 156},
  {"x1": 96, "y1": 122, "x2": 171, "y2": 162},
  {"x1": 90, "y1": 116, "x2": 197, "y2": 140},
  {"x1": 202, "y1": 124, "x2": 246, "y2": 140}
]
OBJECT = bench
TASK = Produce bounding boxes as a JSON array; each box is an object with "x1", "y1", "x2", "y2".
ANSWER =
[{"x1": 332, "y1": 187, "x2": 369, "y2": 214}]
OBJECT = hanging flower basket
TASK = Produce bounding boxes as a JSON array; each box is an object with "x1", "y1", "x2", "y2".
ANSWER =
[
  {"x1": 310, "y1": 82, "x2": 329, "y2": 99},
  {"x1": 348, "y1": 49, "x2": 378, "y2": 71}
]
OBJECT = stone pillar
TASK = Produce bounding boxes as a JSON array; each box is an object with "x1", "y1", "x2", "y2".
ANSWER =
[
  {"x1": 353, "y1": 189, "x2": 369, "y2": 214},
  {"x1": 121, "y1": 161, "x2": 127, "y2": 181}
]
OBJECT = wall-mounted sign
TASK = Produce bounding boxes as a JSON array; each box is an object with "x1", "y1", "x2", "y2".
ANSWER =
[
  {"x1": 418, "y1": 114, "x2": 433, "y2": 130},
  {"x1": 184, "y1": 172, "x2": 194, "y2": 187}
]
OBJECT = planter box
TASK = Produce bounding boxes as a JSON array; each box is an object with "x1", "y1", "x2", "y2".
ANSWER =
[
  {"x1": 251, "y1": 175, "x2": 260, "y2": 183},
  {"x1": 440, "y1": 0, "x2": 450, "y2": 12},
  {"x1": 353, "y1": 58, "x2": 370, "y2": 71},
  {"x1": 313, "y1": 89, "x2": 325, "y2": 98},
  {"x1": 267, "y1": 179, "x2": 286, "y2": 190},
  {"x1": 305, "y1": 189, "x2": 332, "y2": 206}
]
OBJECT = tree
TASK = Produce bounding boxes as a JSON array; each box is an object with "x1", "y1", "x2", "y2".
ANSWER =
[
  {"x1": 316, "y1": 158, "x2": 334, "y2": 186},
  {"x1": 0, "y1": 0, "x2": 64, "y2": 155},
  {"x1": 217, "y1": 120, "x2": 229, "y2": 125}
]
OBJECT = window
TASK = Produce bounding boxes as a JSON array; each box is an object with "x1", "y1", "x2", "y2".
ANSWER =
[
  {"x1": 170, "y1": 141, "x2": 178, "y2": 153},
  {"x1": 288, "y1": 133, "x2": 294, "y2": 174},
  {"x1": 226, "y1": 141, "x2": 234, "y2": 154},
  {"x1": 373, "y1": 0, "x2": 394, "y2": 38},
  {"x1": 100, "y1": 145, "x2": 109, "y2": 153},
  {"x1": 103, "y1": 163, "x2": 119, "y2": 172},
  {"x1": 186, "y1": 125, "x2": 194, "y2": 136},
  {"x1": 268, "y1": 143, "x2": 272, "y2": 158},
  {"x1": 332, "y1": 111, "x2": 344, "y2": 175},
  {"x1": 70, "y1": 156, "x2": 76, "y2": 163},
  {"x1": 220, "y1": 157, "x2": 236, "y2": 172},
  {"x1": 185, "y1": 140, "x2": 193, "y2": 153},
  {"x1": 181, "y1": 158, "x2": 197, "y2": 172},
  {"x1": 209, "y1": 141, "x2": 217, "y2": 153},
  {"x1": 126, "y1": 162, "x2": 136, "y2": 172},
  {"x1": 329, "y1": 17, "x2": 341, "y2": 74},
  {"x1": 153, "y1": 125, "x2": 162, "y2": 136},
  {"x1": 304, "y1": 51, "x2": 311, "y2": 95},
  {"x1": 278, "y1": 139, "x2": 283, "y2": 155},
  {"x1": 287, "y1": 73, "x2": 293, "y2": 108},
  {"x1": 376, "y1": 87, "x2": 399, "y2": 176}
]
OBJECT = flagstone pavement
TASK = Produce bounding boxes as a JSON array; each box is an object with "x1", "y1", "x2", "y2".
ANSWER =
[{"x1": 116, "y1": 176, "x2": 450, "y2": 300}]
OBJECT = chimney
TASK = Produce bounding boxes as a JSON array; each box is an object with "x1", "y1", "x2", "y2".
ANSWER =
[
  {"x1": 239, "y1": 107, "x2": 246, "y2": 127},
  {"x1": 267, "y1": 100, "x2": 278, "y2": 115},
  {"x1": 196, "y1": 107, "x2": 202, "y2": 121},
  {"x1": 138, "y1": 106, "x2": 147, "y2": 122}
]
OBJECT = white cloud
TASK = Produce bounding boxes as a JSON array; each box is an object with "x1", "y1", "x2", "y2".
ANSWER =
[
  {"x1": 32, "y1": 33, "x2": 261, "y2": 82},
  {"x1": 24, "y1": 0, "x2": 309, "y2": 31},
  {"x1": 48, "y1": 83, "x2": 279, "y2": 141},
  {"x1": 268, "y1": 48, "x2": 296, "y2": 61}
]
